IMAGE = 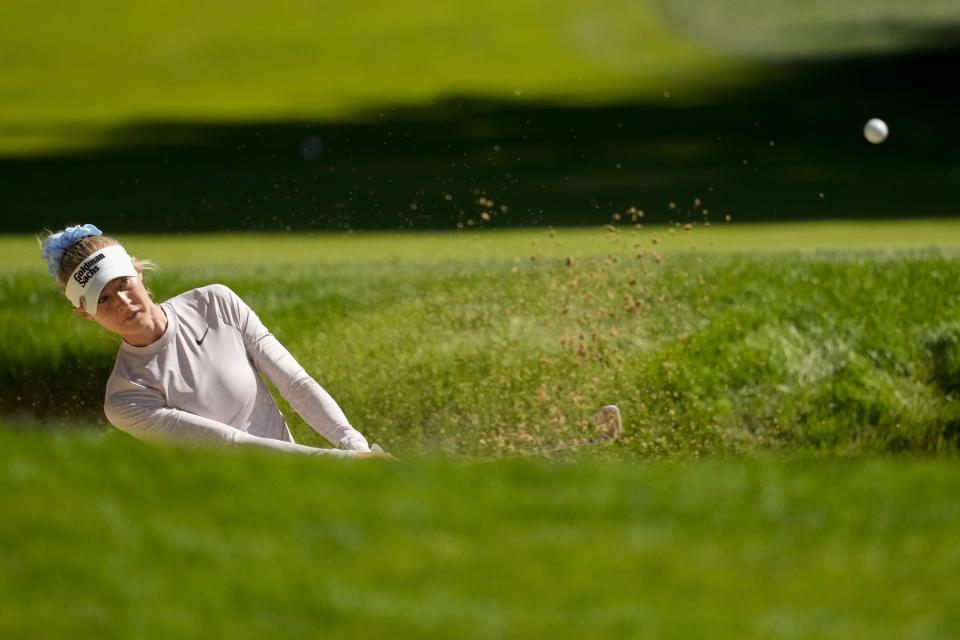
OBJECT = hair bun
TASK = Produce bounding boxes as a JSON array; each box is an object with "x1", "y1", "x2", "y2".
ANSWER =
[{"x1": 40, "y1": 224, "x2": 103, "y2": 277}]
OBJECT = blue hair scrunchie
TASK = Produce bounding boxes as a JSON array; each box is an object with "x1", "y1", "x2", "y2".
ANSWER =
[{"x1": 40, "y1": 224, "x2": 103, "y2": 277}]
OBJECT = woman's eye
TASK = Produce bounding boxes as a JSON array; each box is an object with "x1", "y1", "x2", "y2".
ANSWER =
[{"x1": 98, "y1": 295, "x2": 108, "y2": 304}]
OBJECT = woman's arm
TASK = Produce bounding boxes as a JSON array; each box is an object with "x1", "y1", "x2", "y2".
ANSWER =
[
  {"x1": 223, "y1": 286, "x2": 372, "y2": 452},
  {"x1": 105, "y1": 382, "x2": 356, "y2": 458}
]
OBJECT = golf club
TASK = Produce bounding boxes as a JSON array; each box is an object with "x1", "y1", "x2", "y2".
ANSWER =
[{"x1": 488, "y1": 405, "x2": 623, "y2": 460}]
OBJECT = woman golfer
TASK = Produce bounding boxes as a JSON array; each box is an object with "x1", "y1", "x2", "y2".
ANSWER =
[{"x1": 41, "y1": 224, "x2": 388, "y2": 459}]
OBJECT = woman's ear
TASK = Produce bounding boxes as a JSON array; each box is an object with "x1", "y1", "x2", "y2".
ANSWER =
[{"x1": 72, "y1": 306, "x2": 94, "y2": 321}]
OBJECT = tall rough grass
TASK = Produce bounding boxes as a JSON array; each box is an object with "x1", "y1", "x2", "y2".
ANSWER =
[{"x1": 3, "y1": 227, "x2": 959, "y2": 458}]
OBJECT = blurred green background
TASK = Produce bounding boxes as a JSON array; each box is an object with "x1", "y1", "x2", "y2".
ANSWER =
[{"x1": 2, "y1": 0, "x2": 958, "y2": 231}]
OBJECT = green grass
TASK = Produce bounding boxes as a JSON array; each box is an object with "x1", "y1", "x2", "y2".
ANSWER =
[
  {"x1": 10, "y1": 219, "x2": 960, "y2": 268},
  {"x1": 4, "y1": 0, "x2": 958, "y2": 154},
  {"x1": 4, "y1": 222, "x2": 960, "y2": 457},
  {"x1": 0, "y1": 0, "x2": 744, "y2": 154},
  {"x1": 6, "y1": 223, "x2": 960, "y2": 637},
  {"x1": 2, "y1": 430, "x2": 959, "y2": 639},
  {"x1": 654, "y1": 0, "x2": 960, "y2": 58}
]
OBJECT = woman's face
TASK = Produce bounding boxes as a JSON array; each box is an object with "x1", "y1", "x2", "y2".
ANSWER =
[{"x1": 77, "y1": 269, "x2": 155, "y2": 339}]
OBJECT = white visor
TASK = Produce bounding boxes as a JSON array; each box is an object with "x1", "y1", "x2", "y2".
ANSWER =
[{"x1": 64, "y1": 244, "x2": 138, "y2": 315}]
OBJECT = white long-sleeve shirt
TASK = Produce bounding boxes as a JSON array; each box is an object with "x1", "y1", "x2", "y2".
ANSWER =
[{"x1": 104, "y1": 284, "x2": 369, "y2": 458}]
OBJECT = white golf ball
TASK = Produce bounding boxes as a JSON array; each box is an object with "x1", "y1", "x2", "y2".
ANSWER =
[{"x1": 863, "y1": 118, "x2": 888, "y2": 144}]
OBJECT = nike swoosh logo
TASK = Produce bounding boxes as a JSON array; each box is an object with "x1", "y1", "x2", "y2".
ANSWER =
[{"x1": 196, "y1": 324, "x2": 210, "y2": 345}]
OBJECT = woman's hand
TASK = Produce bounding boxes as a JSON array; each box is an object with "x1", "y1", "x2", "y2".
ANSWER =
[{"x1": 355, "y1": 451, "x2": 397, "y2": 460}]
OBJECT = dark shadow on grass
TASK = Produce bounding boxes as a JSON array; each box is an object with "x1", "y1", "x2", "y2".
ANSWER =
[
  {"x1": 2, "y1": 46, "x2": 958, "y2": 233},
  {"x1": 0, "y1": 351, "x2": 116, "y2": 422}
]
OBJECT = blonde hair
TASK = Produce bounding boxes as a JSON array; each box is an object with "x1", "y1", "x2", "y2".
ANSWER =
[
  {"x1": 56, "y1": 235, "x2": 120, "y2": 291},
  {"x1": 40, "y1": 230, "x2": 157, "y2": 293}
]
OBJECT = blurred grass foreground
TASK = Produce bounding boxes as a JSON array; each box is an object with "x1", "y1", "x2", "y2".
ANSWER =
[{"x1": 3, "y1": 431, "x2": 960, "y2": 639}]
